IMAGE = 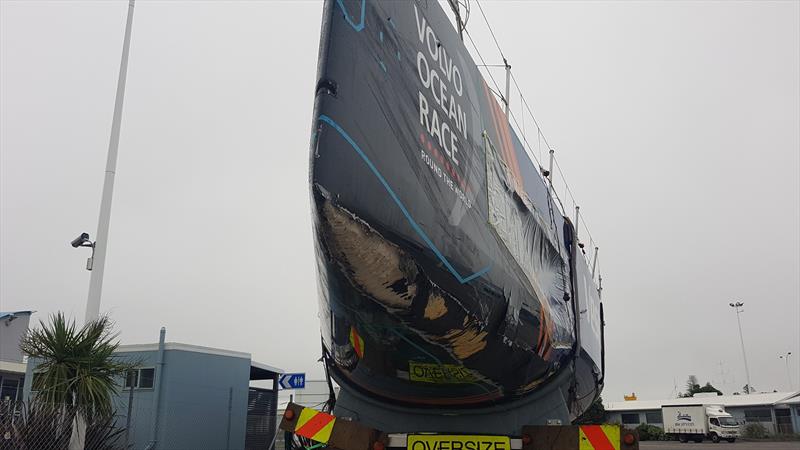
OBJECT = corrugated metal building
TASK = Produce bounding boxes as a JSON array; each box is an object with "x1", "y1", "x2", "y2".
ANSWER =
[{"x1": 606, "y1": 391, "x2": 800, "y2": 435}]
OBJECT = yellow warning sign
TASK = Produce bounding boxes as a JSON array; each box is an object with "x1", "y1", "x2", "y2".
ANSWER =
[
  {"x1": 295, "y1": 407, "x2": 336, "y2": 443},
  {"x1": 579, "y1": 424, "x2": 620, "y2": 450},
  {"x1": 409, "y1": 362, "x2": 476, "y2": 384},
  {"x1": 407, "y1": 435, "x2": 511, "y2": 450}
]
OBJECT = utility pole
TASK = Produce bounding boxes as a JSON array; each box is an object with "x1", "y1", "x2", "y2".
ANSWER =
[
  {"x1": 779, "y1": 352, "x2": 793, "y2": 391},
  {"x1": 729, "y1": 301, "x2": 752, "y2": 393},
  {"x1": 85, "y1": 0, "x2": 136, "y2": 323}
]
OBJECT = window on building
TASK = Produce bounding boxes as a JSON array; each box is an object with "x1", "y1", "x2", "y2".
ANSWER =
[
  {"x1": 124, "y1": 368, "x2": 155, "y2": 389},
  {"x1": 621, "y1": 413, "x2": 640, "y2": 425},
  {"x1": 139, "y1": 368, "x2": 155, "y2": 388},
  {"x1": 0, "y1": 378, "x2": 20, "y2": 402},
  {"x1": 775, "y1": 409, "x2": 794, "y2": 434},
  {"x1": 743, "y1": 408, "x2": 772, "y2": 422},
  {"x1": 645, "y1": 411, "x2": 663, "y2": 424},
  {"x1": 774, "y1": 409, "x2": 790, "y2": 417}
]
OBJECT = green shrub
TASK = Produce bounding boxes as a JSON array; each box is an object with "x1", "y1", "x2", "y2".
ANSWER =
[
  {"x1": 743, "y1": 422, "x2": 768, "y2": 439},
  {"x1": 771, "y1": 433, "x2": 800, "y2": 441},
  {"x1": 635, "y1": 423, "x2": 666, "y2": 441}
]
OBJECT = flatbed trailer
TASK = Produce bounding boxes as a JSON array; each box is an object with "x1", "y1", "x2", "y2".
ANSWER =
[{"x1": 280, "y1": 403, "x2": 639, "y2": 450}]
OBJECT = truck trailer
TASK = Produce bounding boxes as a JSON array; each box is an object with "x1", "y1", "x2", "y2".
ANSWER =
[{"x1": 280, "y1": 403, "x2": 639, "y2": 450}]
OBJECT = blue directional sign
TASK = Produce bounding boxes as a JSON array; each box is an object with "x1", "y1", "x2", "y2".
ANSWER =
[{"x1": 278, "y1": 373, "x2": 305, "y2": 390}]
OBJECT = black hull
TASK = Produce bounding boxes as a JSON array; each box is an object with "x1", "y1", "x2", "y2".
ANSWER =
[{"x1": 308, "y1": 0, "x2": 603, "y2": 420}]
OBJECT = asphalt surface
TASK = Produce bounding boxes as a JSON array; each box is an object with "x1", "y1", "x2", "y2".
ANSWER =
[{"x1": 639, "y1": 441, "x2": 800, "y2": 450}]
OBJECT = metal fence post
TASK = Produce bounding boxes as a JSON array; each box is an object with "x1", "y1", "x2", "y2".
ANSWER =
[
  {"x1": 226, "y1": 387, "x2": 233, "y2": 450},
  {"x1": 125, "y1": 381, "x2": 135, "y2": 447},
  {"x1": 284, "y1": 394, "x2": 294, "y2": 450},
  {"x1": 268, "y1": 373, "x2": 280, "y2": 450}
]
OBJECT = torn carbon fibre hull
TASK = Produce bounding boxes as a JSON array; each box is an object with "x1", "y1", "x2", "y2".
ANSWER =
[
  {"x1": 308, "y1": 0, "x2": 604, "y2": 422},
  {"x1": 315, "y1": 192, "x2": 561, "y2": 406}
]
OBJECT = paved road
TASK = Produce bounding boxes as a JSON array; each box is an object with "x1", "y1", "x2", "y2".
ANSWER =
[{"x1": 640, "y1": 441, "x2": 800, "y2": 450}]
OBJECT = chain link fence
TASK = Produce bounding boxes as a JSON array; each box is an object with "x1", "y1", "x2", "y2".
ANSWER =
[
  {"x1": 0, "y1": 399, "x2": 127, "y2": 450},
  {"x1": 0, "y1": 387, "x2": 280, "y2": 449}
]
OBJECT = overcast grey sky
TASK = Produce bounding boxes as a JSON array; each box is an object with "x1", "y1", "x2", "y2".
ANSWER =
[{"x1": 1, "y1": 0, "x2": 798, "y2": 403}]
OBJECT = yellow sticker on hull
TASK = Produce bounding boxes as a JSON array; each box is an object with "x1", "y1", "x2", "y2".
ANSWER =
[{"x1": 409, "y1": 362, "x2": 476, "y2": 384}]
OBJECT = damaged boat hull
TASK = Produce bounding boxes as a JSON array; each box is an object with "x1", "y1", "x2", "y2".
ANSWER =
[{"x1": 308, "y1": 0, "x2": 604, "y2": 425}]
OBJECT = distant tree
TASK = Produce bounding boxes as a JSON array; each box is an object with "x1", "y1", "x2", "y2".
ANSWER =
[
  {"x1": 679, "y1": 376, "x2": 722, "y2": 397},
  {"x1": 695, "y1": 382, "x2": 723, "y2": 396},
  {"x1": 685, "y1": 375, "x2": 699, "y2": 393},
  {"x1": 574, "y1": 396, "x2": 606, "y2": 424},
  {"x1": 679, "y1": 375, "x2": 700, "y2": 397}
]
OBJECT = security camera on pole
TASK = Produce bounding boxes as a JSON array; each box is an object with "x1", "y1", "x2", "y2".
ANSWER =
[{"x1": 729, "y1": 301, "x2": 752, "y2": 394}]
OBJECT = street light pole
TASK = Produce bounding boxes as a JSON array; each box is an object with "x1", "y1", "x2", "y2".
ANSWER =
[
  {"x1": 85, "y1": 0, "x2": 136, "y2": 324},
  {"x1": 729, "y1": 302, "x2": 752, "y2": 394},
  {"x1": 779, "y1": 352, "x2": 793, "y2": 391}
]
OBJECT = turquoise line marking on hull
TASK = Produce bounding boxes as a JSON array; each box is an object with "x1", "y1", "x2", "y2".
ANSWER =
[
  {"x1": 317, "y1": 114, "x2": 491, "y2": 284},
  {"x1": 335, "y1": 0, "x2": 366, "y2": 32}
]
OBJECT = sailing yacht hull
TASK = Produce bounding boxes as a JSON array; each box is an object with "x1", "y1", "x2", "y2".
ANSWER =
[{"x1": 308, "y1": 0, "x2": 603, "y2": 419}]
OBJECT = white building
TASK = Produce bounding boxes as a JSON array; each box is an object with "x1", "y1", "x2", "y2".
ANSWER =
[
  {"x1": 0, "y1": 311, "x2": 33, "y2": 405},
  {"x1": 606, "y1": 391, "x2": 800, "y2": 435}
]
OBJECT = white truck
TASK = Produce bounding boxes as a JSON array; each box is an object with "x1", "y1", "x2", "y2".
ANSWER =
[{"x1": 662, "y1": 404, "x2": 740, "y2": 443}]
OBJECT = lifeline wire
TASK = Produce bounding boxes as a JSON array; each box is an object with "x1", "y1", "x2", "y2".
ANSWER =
[{"x1": 464, "y1": 0, "x2": 600, "y2": 266}]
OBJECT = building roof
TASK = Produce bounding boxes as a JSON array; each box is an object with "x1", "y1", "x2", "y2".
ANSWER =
[
  {"x1": 606, "y1": 391, "x2": 800, "y2": 412},
  {"x1": 250, "y1": 361, "x2": 284, "y2": 380},
  {"x1": 116, "y1": 342, "x2": 251, "y2": 359},
  {"x1": 0, "y1": 311, "x2": 33, "y2": 320},
  {"x1": 115, "y1": 342, "x2": 284, "y2": 380},
  {"x1": 777, "y1": 393, "x2": 800, "y2": 405},
  {"x1": 0, "y1": 360, "x2": 27, "y2": 374}
]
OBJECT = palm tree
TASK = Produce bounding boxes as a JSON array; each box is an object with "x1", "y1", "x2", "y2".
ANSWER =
[{"x1": 19, "y1": 312, "x2": 135, "y2": 448}]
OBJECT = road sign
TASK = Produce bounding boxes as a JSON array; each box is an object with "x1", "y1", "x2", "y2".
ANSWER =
[{"x1": 279, "y1": 373, "x2": 306, "y2": 390}]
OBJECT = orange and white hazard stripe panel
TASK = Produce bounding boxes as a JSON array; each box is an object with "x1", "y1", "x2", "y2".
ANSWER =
[
  {"x1": 294, "y1": 408, "x2": 337, "y2": 444},
  {"x1": 579, "y1": 425, "x2": 620, "y2": 450}
]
